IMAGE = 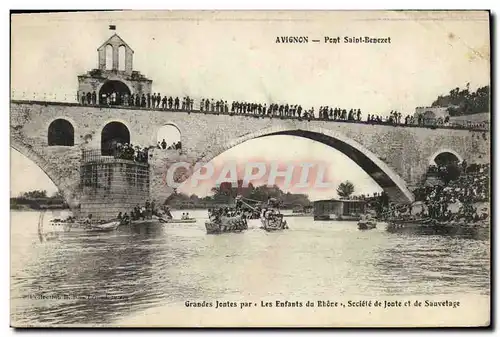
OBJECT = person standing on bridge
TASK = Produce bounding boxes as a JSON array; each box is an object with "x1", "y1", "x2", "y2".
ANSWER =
[{"x1": 152, "y1": 93, "x2": 157, "y2": 108}]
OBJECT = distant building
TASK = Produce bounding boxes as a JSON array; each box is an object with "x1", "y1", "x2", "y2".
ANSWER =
[
  {"x1": 413, "y1": 106, "x2": 450, "y2": 124},
  {"x1": 313, "y1": 199, "x2": 366, "y2": 221},
  {"x1": 78, "y1": 33, "x2": 153, "y2": 105}
]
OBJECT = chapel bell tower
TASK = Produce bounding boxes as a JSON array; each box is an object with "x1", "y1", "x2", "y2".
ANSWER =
[
  {"x1": 97, "y1": 34, "x2": 134, "y2": 74},
  {"x1": 78, "y1": 32, "x2": 153, "y2": 105}
]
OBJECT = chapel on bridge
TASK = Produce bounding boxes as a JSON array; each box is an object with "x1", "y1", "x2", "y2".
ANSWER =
[{"x1": 77, "y1": 33, "x2": 153, "y2": 105}]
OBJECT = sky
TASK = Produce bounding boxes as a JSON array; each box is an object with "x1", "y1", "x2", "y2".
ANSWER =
[{"x1": 10, "y1": 11, "x2": 490, "y2": 200}]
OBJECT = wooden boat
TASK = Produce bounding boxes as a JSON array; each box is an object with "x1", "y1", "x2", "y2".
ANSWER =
[
  {"x1": 205, "y1": 215, "x2": 248, "y2": 234},
  {"x1": 260, "y1": 210, "x2": 289, "y2": 231},
  {"x1": 162, "y1": 218, "x2": 197, "y2": 224},
  {"x1": 125, "y1": 218, "x2": 162, "y2": 226},
  {"x1": 85, "y1": 220, "x2": 121, "y2": 232},
  {"x1": 119, "y1": 216, "x2": 196, "y2": 226},
  {"x1": 49, "y1": 218, "x2": 121, "y2": 233},
  {"x1": 357, "y1": 220, "x2": 377, "y2": 230}
]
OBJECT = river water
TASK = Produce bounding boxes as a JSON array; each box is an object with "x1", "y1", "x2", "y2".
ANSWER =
[{"x1": 10, "y1": 209, "x2": 490, "y2": 326}]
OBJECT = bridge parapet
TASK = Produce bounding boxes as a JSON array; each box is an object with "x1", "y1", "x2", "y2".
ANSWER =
[
  {"x1": 10, "y1": 99, "x2": 490, "y2": 132},
  {"x1": 81, "y1": 149, "x2": 149, "y2": 166}
]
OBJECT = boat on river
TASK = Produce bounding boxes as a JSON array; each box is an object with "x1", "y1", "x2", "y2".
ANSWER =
[
  {"x1": 162, "y1": 218, "x2": 196, "y2": 223},
  {"x1": 260, "y1": 209, "x2": 288, "y2": 232},
  {"x1": 357, "y1": 220, "x2": 377, "y2": 230},
  {"x1": 121, "y1": 216, "x2": 197, "y2": 226},
  {"x1": 205, "y1": 215, "x2": 248, "y2": 234},
  {"x1": 49, "y1": 218, "x2": 121, "y2": 233}
]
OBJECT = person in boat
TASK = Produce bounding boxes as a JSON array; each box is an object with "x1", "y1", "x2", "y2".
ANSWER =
[
  {"x1": 164, "y1": 206, "x2": 173, "y2": 219},
  {"x1": 140, "y1": 205, "x2": 146, "y2": 220},
  {"x1": 117, "y1": 212, "x2": 122, "y2": 220},
  {"x1": 83, "y1": 214, "x2": 93, "y2": 226},
  {"x1": 120, "y1": 212, "x2": 130, "y2": 225},
  {"x1": 145, "y1": 200, "x2": 151, "y2": 218},
  {"x1": 235, "y1": 195, "x2": 243, "y2": 210},
  {"x1": 131, "y1": 205, "x2": 139, "y2": 220}
]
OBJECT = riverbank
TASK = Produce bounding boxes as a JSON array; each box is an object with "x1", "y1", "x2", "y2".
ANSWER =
[{"x1": 10, "y1": 199, "x2": 68, "y2": 210}]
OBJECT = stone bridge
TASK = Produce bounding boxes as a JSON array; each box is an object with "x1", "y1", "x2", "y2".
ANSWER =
[{"x1": 10, "y1": 100, "x2": 490, "y2": 208}]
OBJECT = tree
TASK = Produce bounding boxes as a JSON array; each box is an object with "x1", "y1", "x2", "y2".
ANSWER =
[
  {"x1": 21, "y1": 190, "x2": 47, "y2": 199},
  {"x1": 337, "y1": 181, "x2": 355, "y2": 199},
  {"x1": 432, "y1": 84, "x2": 489, "y2": 115}
]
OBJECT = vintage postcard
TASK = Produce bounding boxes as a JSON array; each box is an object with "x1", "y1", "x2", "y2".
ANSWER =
[{"x1": 10, "y1": 10, "x2": 491, "y2": 327}]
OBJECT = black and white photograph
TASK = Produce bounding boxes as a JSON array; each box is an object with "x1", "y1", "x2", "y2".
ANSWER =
[{"x1": 9, "y1": 10, "x2": 491, "y2": 327}]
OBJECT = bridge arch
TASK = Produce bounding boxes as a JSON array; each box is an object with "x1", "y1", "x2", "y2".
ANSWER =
[
  {"x1": 47, "y1": 118, "x2": 75, "y2": 146},
  {"x1": 429, "y1": 149, "x2": 463, "y2": 166},
  {"x1": 197, "y1": 125, "x2": 414, "y2": 203},
  {"x1": 156, "y1": 123, "x2": 182, "y2": 150},
  {"x1": 99, "y1": 80, "x2": 131, "y2": 105},
  {"x1": 101, "y1": 121, "x2": 131, "y2": 155},
  {"x1": 10, "y1": 139, "x2": 80, "y2": 208}
]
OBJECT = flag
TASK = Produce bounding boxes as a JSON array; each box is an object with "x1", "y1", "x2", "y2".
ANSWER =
[{"x1": 109, "y1": 25, "x2": 116, "y2": 30}]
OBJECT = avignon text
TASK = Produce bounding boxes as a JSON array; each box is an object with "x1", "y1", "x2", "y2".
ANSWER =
[{"x1": 275, "y1": 36, "x2": 391, "y2": 44}]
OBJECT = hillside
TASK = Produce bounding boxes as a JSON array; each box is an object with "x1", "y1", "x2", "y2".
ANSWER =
[{"x1": 431, "y1": 85, "x2": 489, "y2": 116}]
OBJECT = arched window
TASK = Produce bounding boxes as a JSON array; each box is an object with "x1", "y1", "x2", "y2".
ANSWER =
[
  {"x1": 105, "y1": 44, "x2": 113, "y2": 70},
  {"x1": 48, "y1": 119, "x2": 74, "y2": 146},
  {"x1": 118, "y1": 45, "x2": 126, "y2": 71},
  {"x1": 424, "y1": 111, "x2": 436, "y2": 119},
  {"x1": 101, "y1": 122, "x2": 130, "y2": 155},
  {"x1": 156, "y1": 124, "x2": 181, "y2": 150}
]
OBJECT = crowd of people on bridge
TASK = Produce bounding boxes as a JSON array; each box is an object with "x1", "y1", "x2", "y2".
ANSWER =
[
  {"x1": 113, "y1": 143, "x2": 149, "y2": 163},
  {"x1": 317, "y1": 107, "x2": 362, "y2": 121},
  {"x1": 200, "y1": 98, "x2": 229, "y2": 113},
  {"x1": 78, "y1": 90, "x2": 488, "y2": 131},
  {"x1": 80, "y1": 91, "x2": 197, "y2": 111},
  {"x1": 157, "y1": 139, "x2": 182, "y2": 151}
]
